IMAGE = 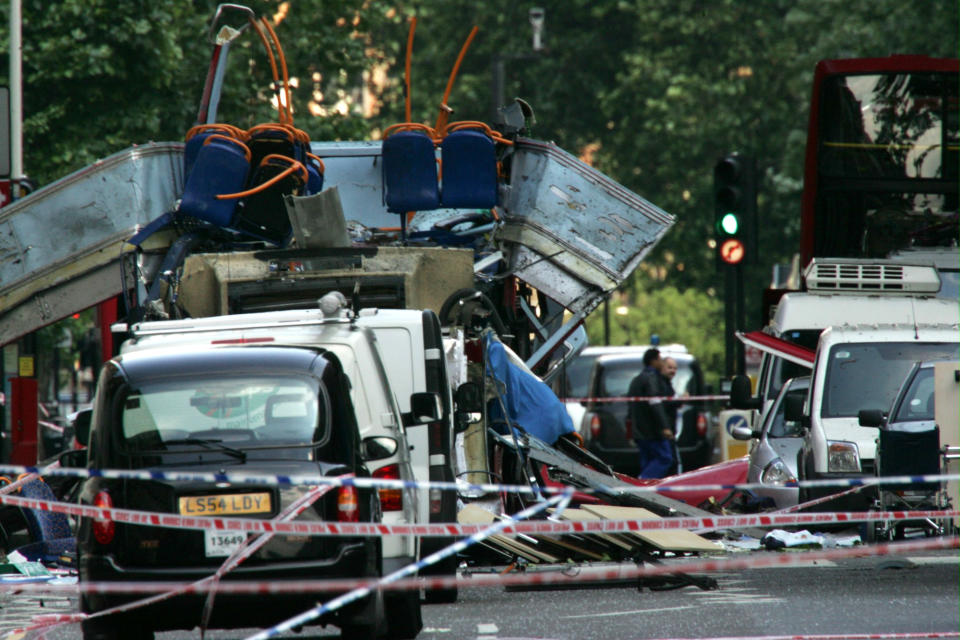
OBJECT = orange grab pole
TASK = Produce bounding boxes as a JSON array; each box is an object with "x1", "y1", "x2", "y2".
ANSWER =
[
  {"x1": 405, "y1": 17, "x2": 417, "y2": 123},
  {"x1": 247, "y1": 17, "x2": 288, "y2": 124},
  {"x1": 262, "y1": 17, "x2": 293, "y2": 126},
  {"x1": 435, "y1": 25, "x2": 479, "y2": 136}
]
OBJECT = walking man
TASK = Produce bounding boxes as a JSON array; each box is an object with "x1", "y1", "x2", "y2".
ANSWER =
[{"x1": 628, "y1": 348, "x2": 675, "y2": 478}]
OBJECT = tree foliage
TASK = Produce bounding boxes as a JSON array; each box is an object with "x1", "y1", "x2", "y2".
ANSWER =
[
  {"x1": 1, "y1": 0, "x2": 401, "y2": 185},
  {"x1": 585, "y1": 284, "x2": 724, "y2": 381},
  {"x1": 0, "y1": 0, "x2": 955, "y2": 384}
]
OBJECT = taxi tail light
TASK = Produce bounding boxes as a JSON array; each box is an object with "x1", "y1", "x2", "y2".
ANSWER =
[
  {"x1": 373, "y1": 464, "x2": 403, "y2": 512},
  {"x1": 337, "y1": 485, "x2": 360, "y2": 523},
  {"x1": 589, "y1": 414, "x2": 602, "y2": 439},
  {"x1": 92, "y1": 490, "x2": 116, "y2": 545},
  {"x1": 696, "y1": 413, "x2": 708, "y2": 437}
]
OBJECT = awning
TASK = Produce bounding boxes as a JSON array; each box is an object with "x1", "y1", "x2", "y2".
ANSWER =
[{"x1": 736, "y1": 331, "x2": 815, "y2": 368}]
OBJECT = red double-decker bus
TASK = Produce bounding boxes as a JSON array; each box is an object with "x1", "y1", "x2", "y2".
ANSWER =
[{"x1": 799, "y1": 55, "x2": 958, "y2": 271}]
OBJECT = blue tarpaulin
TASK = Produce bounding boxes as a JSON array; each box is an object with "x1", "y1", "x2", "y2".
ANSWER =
[{"x1": 485, "y1": 333, "x2": 574, "y2": 445}]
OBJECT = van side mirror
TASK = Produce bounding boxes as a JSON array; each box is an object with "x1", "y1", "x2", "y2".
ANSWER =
[
  {"x1": 405, "y1": 392, "x2": 443, "y2": 426},
  {"x1": 72, "y1": 409, "x2": 92, "y2": 447},
  {"x1": 730, "y1": 375, "x2": 761, "y2": 410},
  {"x1": 58, "y1": 448, "x2": 88, "y2": 468},
  {"x1": 783, "y1": 394, "x2": 806, "y2": 426},
  {"x1": 858, "y1": 409, "x2": 885, "y2": 428},
  {"x1": 362, "y1": 436, "x2": 399, "y2": 461},
  {"x1": 730, "y1": 425, "x2": 757, "y2": 441},
  {"x1": 455, "y1": 382, "x2": 482, "y2": 413},
  {"x1": 454, "y1": 382, "x2": 483, "y2": 433}
]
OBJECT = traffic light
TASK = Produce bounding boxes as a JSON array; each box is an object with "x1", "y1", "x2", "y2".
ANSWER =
[{"x1": 714, "y1": 153, "x2": 756, "y2": 266}]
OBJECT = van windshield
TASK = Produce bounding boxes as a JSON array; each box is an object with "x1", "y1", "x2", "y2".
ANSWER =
[
  {"x1": 118, "y1": 374, "x2": 329, "y2": 453},
  {"x1": 822, "y1": 342, "x2": 957, "y2": 417}
]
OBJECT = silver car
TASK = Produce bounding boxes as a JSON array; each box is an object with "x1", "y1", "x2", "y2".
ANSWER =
[{"x1": 732, "y1": 376, "x2": 809, "y2": 510}]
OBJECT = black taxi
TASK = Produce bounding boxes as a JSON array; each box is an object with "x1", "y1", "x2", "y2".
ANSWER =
[{"x1": 77, "y1": 345, "x2": 389, "y2": 640}]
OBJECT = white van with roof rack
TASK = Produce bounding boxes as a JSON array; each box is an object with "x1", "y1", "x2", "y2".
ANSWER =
[{"x1": 736, "y1": 258, "x2": 957, "y2": 418}]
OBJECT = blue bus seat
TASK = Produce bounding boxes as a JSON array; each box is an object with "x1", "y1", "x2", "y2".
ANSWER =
[
  {"x1": 179, "y1": 134, "x2": 251, "y2": 228},
  {"x1": 440, "y1": 128, "x2": 497, "y2": 209},
  {"x1": 383, "y1": 130, "x2": 440, "y2": 213},
  {"x1": 14, "y1": 477, "x2": 76, "y2": 563}
]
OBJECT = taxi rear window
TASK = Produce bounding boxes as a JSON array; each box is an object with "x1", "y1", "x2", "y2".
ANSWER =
[{"x1": 118, "y1": 374, "x2": 329, "y2": 451}]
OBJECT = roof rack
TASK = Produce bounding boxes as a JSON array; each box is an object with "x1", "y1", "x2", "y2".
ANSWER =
[{"x1": 804, "y1": 258, "x2": 941, "y2": 295}]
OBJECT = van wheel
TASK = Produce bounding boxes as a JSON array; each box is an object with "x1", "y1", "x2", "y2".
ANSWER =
[
  {"x1": 796, "y1": 452, "x2": 808, "y2": 504},
  {"x1": 384, "y1": 588, "x2": 423, "y2": 639}
]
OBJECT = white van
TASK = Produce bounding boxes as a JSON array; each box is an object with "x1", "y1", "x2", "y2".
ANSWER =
[
  {"x1": 796, "y1": 323, "x2": 959, "y2": 507},
  {"x1": 116, "y1": 294, "x2": 464, "y2": 600},
  {"x1": 740, "y1": 259, "x2": 957, "y2": 419}
]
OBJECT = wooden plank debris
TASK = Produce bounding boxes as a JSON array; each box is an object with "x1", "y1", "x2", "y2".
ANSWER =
[{"x1": 580, "y1": 504, "x2": 722, "y2": 553}]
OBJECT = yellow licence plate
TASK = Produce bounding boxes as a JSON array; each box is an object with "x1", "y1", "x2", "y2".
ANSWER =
[{"x1": 178, "y1": 492, "x2": 272, "y2": 516}]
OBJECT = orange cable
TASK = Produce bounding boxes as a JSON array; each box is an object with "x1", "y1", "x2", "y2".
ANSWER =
[
  {"x1": 202, "y1": 133, "x2": 252, "y2": 163},
  {"x1": 446, "y1": 120, "x2": 513, "y2": 145},
  {"x1": 306, "y1": 152, "x2": 325, "y2": 173},
  {"x1": 216, "y1": 155, "x2": 307, "y2": 200},
  {"x1": 186, "y1": 123, "x2": 247, "y2": 142},
  {"x1": 382, "y1": 122, "x2": 438, "y2": 140}
]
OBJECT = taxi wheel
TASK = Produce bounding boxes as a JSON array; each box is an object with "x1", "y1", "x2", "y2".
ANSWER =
[
  {"x1": 384, "y1": 588, "x2": 423, "y2": 639},
  {"x1": 424, "y1": 584, "x2": 458, "y2": 604},
  {"x1": 860, "y1": 520, "x2": 878, "y2": 543},
  {"x1": 82, "y1": 620, "x2": 154, "y2": 640},
  {"x1": 339, "y1": 622, "x2": 377, "y2": 640}
]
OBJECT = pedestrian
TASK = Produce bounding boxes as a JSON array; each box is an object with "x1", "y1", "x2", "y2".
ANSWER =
[
  {"x1": 627, "y1": 348, "x2": 674, "y2": 478},
  {"x1": 660, "y1": 356, "x2": 681, "y2": 475}
]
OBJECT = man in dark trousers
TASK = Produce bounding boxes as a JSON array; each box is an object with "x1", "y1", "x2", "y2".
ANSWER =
[
  {"x1": 660, "y1": 356, "x2": 681, "y2": 476},
  {"x1": 628, "y1": 348, "x2": 675, "y2": 478}
]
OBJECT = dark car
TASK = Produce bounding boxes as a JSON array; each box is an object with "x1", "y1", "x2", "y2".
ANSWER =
[
  {"x1": 579, "y1": 349, "x2": 713, "y2": 477},
  {"x1": 76, "y1": 346, "x2": 394, "y2": 640},
  {"x1": 858, "y1": 359, "x2": 956, "y2": 540}
]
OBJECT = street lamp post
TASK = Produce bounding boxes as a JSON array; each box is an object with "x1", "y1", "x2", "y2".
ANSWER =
[{"x1": 490, "y1": 8, "x2": 545, "y2": 121}]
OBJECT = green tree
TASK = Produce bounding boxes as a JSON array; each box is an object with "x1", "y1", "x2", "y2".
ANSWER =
[
  {"x1": 1, "y1": 0, "x2": 956, "y2": 349},
  {"x1": 585, "y1": 283, "x2": 724, "y2": 383},
  {"x1": 1, "y1": 0, "x2": 399, "y2": 185},
  {"x1": 594, "y1": 0, "x2": 957, "y2": 319}
]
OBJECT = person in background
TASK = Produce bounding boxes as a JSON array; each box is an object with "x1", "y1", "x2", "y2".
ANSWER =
[
  {"x1": 660, "y1": 356, "x2": 680, "y2": 475},
  {"x1": 628, "y1": 348, "x2": 674, "y2": 478}
]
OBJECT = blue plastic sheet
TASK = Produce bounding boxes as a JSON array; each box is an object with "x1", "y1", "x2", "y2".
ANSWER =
[{"x1": 485, "y1": 333, "x2": 573, "y2": 445}]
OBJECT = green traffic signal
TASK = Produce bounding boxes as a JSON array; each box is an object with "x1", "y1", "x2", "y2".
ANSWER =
[{"x1": 719, "y1": 212, "x2": 739, "y2": 235}]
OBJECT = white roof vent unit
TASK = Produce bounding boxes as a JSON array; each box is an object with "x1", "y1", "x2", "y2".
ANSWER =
[{"x1": 804, "y1": 259, "x2": 941, "y2": 295}]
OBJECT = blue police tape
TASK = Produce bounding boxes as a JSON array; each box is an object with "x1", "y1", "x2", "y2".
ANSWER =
[
  {"x1": 0, "y1": 463, "x2": 956, "y2": 498},
  {"x1": 244, "y1": 490, "x2": 574, "y2": 640}
]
